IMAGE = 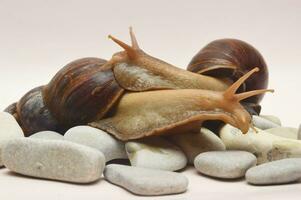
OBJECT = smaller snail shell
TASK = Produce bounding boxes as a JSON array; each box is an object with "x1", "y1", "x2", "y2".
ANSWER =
[
  {"x1": 15, "y1": 86, "x2": 63, "y2": 136},
  {"x1": 187, "y1": 39, "x2": 269, "y2": 104}
]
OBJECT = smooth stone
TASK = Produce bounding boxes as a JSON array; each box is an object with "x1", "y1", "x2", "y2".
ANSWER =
[
  {"x1": 0, "y1": 112, "x2": 24, "y2": 166},
  {"x1": 252, "y1": 115, "x2": 280, "y2": 130},
  {"x1": 29, "y1": 131, "x2": 64, "y2": 140},
  {"x1": 297, "y1": 124, "x2": 301, "y2": 140},
  {"x1": 260, "y1": 115, "x2": 281, "y2": 126},
  {"x1": 246, "y1": 158, "x2": 301, "y2": 185},
  {"x1": 265, "y1": 127, "x2": 298, "y2": 139},
  {"x1": 104, "y1": 164, "x2": 188, "y2": 196},
  {"x1": 2, "y1": 138, "x2": 105, "y2": 183},
  {"x1": 64, "y1": 126, "x2": 127, "y2": 162},
  {"x1": 220, "y1": 124, "x2": 301, "y2": 164},
  {"x1": 125, "y1": 137, "x2": 187, "y2": 171},
  {"x1": 194, "y1": 150, "x2": 256, "y2": 179},
  {"x1": 169, "y1": 127, "x2": 225, "y2": 164}
]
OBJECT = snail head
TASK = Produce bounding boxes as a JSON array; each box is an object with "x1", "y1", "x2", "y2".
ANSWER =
[
  {"x1": 221, "y1": 67, "x2": 274, "y2": 134},
  {"x1": 108, "y1": 27, "x2": 143, "y2": 63}
]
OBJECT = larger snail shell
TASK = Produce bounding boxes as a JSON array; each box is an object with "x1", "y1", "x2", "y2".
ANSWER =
[
  {"x1": 4, "y1": 57, "x2": 124, "y2": 136},
  {"x1": 187, "y1": 39, "x2": 269, "y2": 104},
  {"x1": 43, "y1": 57, "x2": 125, "y2": 129}
]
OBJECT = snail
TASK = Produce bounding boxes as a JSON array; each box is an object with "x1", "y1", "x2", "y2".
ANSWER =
[
  {"x1": 4, "y1": 28, "x2": 273, "y2": 139},
  {"x1": 187, "y1": 38, "x2": 269, "y2": 105},
  {"x1": 90, "y1": 67, "x2": 273, "y2": 140}
]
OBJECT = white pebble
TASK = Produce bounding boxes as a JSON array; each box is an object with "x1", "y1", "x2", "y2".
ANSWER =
[
  {"x1": 0, "y1": 112, "x2": 24, "y2": 167},
  {"x1": 169, "y1": 127, "x2": 225, "y2": 163},
  {"x1": 260, "y1": 115, "x2": 281, "y2": 126},
  {"x1": 265, "y1": 127, "x2": 298, "y2": 139},
  {"x1": 29, "y1": 131, "x2": 64, "y2": 140},
  {"x1": 246, "y1": 158, "x2": 301, "y2": 185},
  {"x1": 297, "y1": 124, "x2": 301, "y2": 140},
  {"x1": 125, "y1": 137, "x2": 187, "y2": 171},
  {"x1": 220, "y1": 124, "x2": 301, "y2": 164},
  {"x1": 104, "y1": 164, "x2": 188, "y2": 196},
  {"x1": 64, "y1": 126, "x2": 127, "y2": 162},
  {"x1": 194, "y1": 151, "x2": 256, "y2": 179},
  {"x1": 2, "y1": 138, "x2": 105, "y2": 183},
  {"x1": 252, "y1": 115, "x2": 280, "y2": 130}
]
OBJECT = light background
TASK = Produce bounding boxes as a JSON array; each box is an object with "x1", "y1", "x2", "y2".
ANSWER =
[{"x1": 0, "y1": 0, "x2": 300, "y2": 199}]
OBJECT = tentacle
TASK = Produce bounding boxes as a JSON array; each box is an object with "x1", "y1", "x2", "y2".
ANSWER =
[
  {"x1": 224, "y1": 67, "x2": 259, "y2": 99},
  {"x1": 235, "y1": 89, "x2": 274, "y2": 101},
  {"x1": 250, "y1": 122, "x2": 258, "y2": 133},
  {"x1": 129, "y1": 27, "x2": 140, "y2": 49},
  {"x1": 108, "y1": 35, "x2": 137, "y2": 59}
]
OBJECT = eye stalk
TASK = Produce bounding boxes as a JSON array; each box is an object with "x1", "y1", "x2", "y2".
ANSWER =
[
  {"x1": 224, "y1": 67, "x2": 274, "y2": 101},
  {"x1": 223, "y1": 67, "x2": 274, "y2": 134},
  {"x1": 108, "y1": 27, "x2": 141, "y2": 60}
]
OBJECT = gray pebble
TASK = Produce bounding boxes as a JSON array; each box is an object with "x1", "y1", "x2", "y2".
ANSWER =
[
  {"x1": 104, "y1": 164, "x2": 188, "y2": 196},
  {"x1": 0, "y1": 112, "x2": 24, "y2": 167},
  {"x1": 220, "y1": 124, "x2": 301, "y2": 164},
  {"x1": 252, "y1": 115, "x2": 280, "y2": 130},
  {"x1": 246, "y1": 158, "x2": 301, "y2": 185},
  {"x1": 265, "y1": 127, "x2": 298, "y2": 139},
  {"x1": 169, "y1": 127, "x2": 225, "y2": 164},
  {"x1": 194, "y1": 150, "x2": 257, "y2": 179},
  {"x1": 297, "y1": 124, "x2": 301, "y2": 140},
  {"x1": 29, "y1": 131, "x2": 64, "y2": 140},
  {"x1": 2, "y1": 138, "x2": 105, "y2": 183},
  {"x1": 260, "y1": 115, "x2": 281, "y2": 126},
  {"x1": 64, "y1": 126, "x2": 127, "y2": 162},
  {"x1": 125, "y1": 137, "x2": 187, "y2": 171}
]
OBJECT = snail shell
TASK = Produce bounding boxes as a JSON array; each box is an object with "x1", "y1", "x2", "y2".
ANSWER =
[
  {"x1": 4, "y1": 57, "x2": 124, "y2": 136},
  {"x1": 187, "y1": 39, "x2": 269, "y2": 104},
  {"x1": 43, "y1": 57, "x2": 125, "y2": 128}
]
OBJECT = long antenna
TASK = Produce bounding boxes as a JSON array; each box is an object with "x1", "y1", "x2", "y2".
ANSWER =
[{"x1": 108, "y1": 35, "x2": 136, "y2": 59}]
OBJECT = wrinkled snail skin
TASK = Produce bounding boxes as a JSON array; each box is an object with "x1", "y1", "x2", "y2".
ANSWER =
[
  {"x1": 106, "y1": 29, "x2": 231, "y2": 92},
  {"x1": 187, "y1": 38, "x2": 269, "y2": 104},
  {"x1": 90, "y1": 68, "x2": 274, "y2": 141}
]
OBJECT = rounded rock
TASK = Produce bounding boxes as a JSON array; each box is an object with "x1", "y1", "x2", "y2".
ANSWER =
[
  {"x1": 125, "y1": 137, "x2": 187, "y2": 171},
  {"x1": 64, "y1": 126, "x2": 127, "y2": 162},
  {"x1": 2, "y1": 138, "x2": 105, "y2": 183},
  {"x1": 29, "y1": 131, "x2": 64, "y2": 140},
  {"x1": 246, "y1": 158, "x2": 301, "y2": 185},
  {"x1": 297, "y1": 124, "x2": 301, "y2": 140},
  {"x1": 252, "y1": 115, "x2": 280, "y2": 130},
  {"x1": 194, "y1": 150, "x2": 257, "y2": 179},
  {"x1": 104, "y1": 164, "x2": 188, "y2": 196},
  {"x1": 0, "y1": 112, "x2": 24, "y2": 167},
  {"x1": 169, "y1": 127, "x2": 225, "y2": 164},
  {"x1": 260, "y1": 115, "x2": 281, "y2": 126},
  {"x1": 220, "y1": 124, "x2": 301, "y2": 164},
  {"x1": 265, "y1": 127, "x2": 298, "y2": 139}
]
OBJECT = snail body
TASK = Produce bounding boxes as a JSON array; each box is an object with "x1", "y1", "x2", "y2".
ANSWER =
[
  {"x1": 5, "y1": 29, "x2": 272, "y2": 138},
  {"x1": 90, "y1": 68, "x2": 273, "y2": 140}
]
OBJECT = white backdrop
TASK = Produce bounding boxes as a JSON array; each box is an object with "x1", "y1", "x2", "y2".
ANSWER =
[{"x1": 0, "y1": 0, "x2": 301, "y2": 199}]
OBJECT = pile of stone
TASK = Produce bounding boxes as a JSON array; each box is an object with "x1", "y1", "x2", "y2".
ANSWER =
[{"x1": 1, "y1": 111, "x2": 301, "y2": 196}]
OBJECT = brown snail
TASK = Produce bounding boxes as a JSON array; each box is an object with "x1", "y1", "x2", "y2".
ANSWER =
[
  {"x1": 187, "y1": 38, "x2": 269, "y2": 105},
  {"x1": 5, "y1": 28, "x2": 273, "y2": 139}
]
